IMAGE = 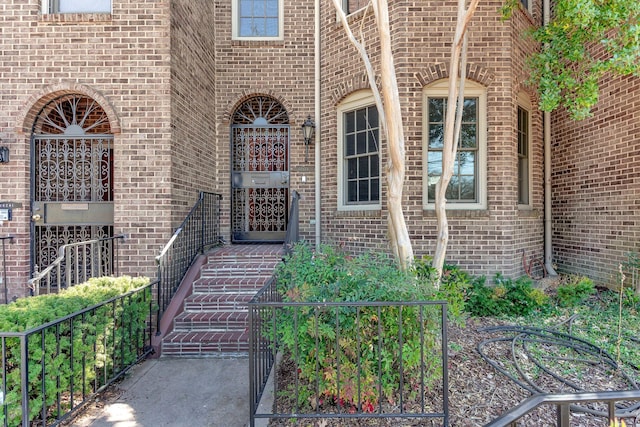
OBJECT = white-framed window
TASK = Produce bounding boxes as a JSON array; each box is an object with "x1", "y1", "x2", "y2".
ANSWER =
[
  {"x1": 517, "y1": 93, "x2": 532, "y2": 207},
  {"x1": 341, "y1": 0, "x2": 368, "y2": 15},
  {"x1": 423, "y1": 80, "x2": 487, "y2": 210},
  {"x1": 232, "y1": 0, "x2": 283, "y2": 40},
  {"x1": 44, "y1": 0, "x2": 111, "y2": 13},
  {"x1": 337, "y1": 90, "x2": 381, "y2": 211}
]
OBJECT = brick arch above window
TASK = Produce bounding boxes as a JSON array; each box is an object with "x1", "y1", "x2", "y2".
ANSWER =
[
  {"x1": 330, "y1": 72, "x2": 374, "y2": 106},
  {"x1": 415, "y1": 63, "x2": 495, "y2": 88},
  {"x1": 17, "y1": 83, "x2": 120, "y2": 135}
]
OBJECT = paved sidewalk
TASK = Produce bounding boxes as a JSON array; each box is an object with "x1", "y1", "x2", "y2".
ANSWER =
[{"x1": 70, "y1": 358, "x2": 251, "y2": 427}]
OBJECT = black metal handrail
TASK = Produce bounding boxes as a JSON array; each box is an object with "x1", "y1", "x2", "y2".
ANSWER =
[
  {"x1": 248, "y1": 278, "x2": 449, "y2": 427},
  {"x1": 155, "y1": 191, "x2": 222, "y2": 331},
  {"x1": 0, "y1": 236, "x2": 13, "y2": 304},
  {"x1": 283, "y1": 190, "x2": 300, "y2": 255},
  {"x1": 29, "y1": 234, "x2": 126, "y2": 296},
  {"x1": 0, "y1": 280, "x2": 156, "y2": 427},
  {"x1": 484, "y1": 390, "x2": 640, "y2": 426}
]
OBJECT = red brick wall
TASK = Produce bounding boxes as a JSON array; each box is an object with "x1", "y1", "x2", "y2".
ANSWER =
[
  {"x1": 0, "y1": 1, "x2": 174, "y2": 297},
  {"x1": 551, "y1": 73, "x2": 640, "y2": 285}
]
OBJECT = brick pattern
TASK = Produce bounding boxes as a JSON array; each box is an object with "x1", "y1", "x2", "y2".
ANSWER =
[
  {"x1": 551, "y1": 73, "x2": 640, "y2": 286},
  {"x1": 161, "y1": 244, "x2": 283, "y2": 357}
]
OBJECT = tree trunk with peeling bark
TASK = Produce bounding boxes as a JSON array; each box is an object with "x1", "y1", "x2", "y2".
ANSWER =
[{"x1": 331, "y1": 0, "x2": 414, "y2": 270}]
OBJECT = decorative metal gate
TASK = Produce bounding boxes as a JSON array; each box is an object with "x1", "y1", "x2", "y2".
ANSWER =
[
  {"x1": 231, "y1": 96, "x2": 290, "y2": 242},
  {"x1": 30, "y1": 94, "x2": 114, "y2": 276}
]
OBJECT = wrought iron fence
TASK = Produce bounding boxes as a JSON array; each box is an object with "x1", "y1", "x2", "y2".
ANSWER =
[
  {"x1": 484, "y1": 389, "x2": 640, "y2": 427},
  {"x1": 248, "y1": 279, "x2": 449, "y2": 427},
  {"x1": 29, "y1": 235, "x2": 126, "y2": 296},
  {"x1": 0, "y1": 236, "x2": 13, "y2": 304},
  {"x1": 283, "y1": 190, "x2": 300, "y2": 255},
  {"x1": 0, "y1": 280, "x2": 156, "y2": 427},
  {"x1": 155, "y1": 191, "x2": 222, "y2": 329}
]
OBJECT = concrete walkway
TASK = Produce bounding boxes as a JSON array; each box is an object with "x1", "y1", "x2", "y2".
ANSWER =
[{"x1": 70, "y1": 358, "x2": 251, "y2": 427}]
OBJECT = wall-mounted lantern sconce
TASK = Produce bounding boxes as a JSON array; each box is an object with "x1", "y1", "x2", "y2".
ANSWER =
[
  {"x1": 301, "y1": 116, "x2": 315, "y2": 163},
  {"x1": 0, "y1": 144, "x2": 9, "y2": 164}
]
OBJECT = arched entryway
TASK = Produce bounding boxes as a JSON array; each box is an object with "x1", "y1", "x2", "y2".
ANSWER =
[
  {"x1": 30, "y1": 94, "x2": 114, "y2": 274},
  {"x1": 231, "y1": 96, "x2": 290, "y2": 242}
]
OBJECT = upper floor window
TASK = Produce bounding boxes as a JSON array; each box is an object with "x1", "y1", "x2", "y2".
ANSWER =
[
  {"x1": 45, "y1": 0, "x2": 111, "y2": 13},
  {"x1": 337, "y1": 91, "x2": 381, "y2": 211},
  {"x1": 342, "y1": 0, "x2": 368, "y2": 15},
  {"x1": 520, "y1": 0, "x2": 532, "y2": 13},
  {"x1": 517, "y1": 93, "x2": 532, "y2": 207},
  {"x1": 423, "y1": 80, "x2": 487, "y2": 210},
  {"x1": 233, "y1": 0, "x2": 283, "y2": 40}
]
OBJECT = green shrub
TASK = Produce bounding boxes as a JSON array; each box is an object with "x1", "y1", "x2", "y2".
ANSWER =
[
  {"x1": 0, "y1": 276, "x2": 151, "y2": 426},
  {"x1": 466, "y1": 274, "x2": 550, "y2": 317},
  {"x1": 274, "y1": 244, "x2": 447, "y2": 412},
  {"x1": 555, "y1": 275, "x2": 595, "y2": 307}
]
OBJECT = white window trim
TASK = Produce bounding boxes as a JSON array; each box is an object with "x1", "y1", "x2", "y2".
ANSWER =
[
  {"x1": 337, "y1": 90, "x2": 382, "y2": 212},
  {"x1": 42, "y1": 0, "x2": 111, "y2": 14},
  {"x1": 517, "y1": 92, "x2": 533, "y2": 209},
  {"x1": 422, "y1": 80, "x2": 487, "y2": 211},
  {"x1": 232, "y1": 0, "x2": 284, "y2": 41}
]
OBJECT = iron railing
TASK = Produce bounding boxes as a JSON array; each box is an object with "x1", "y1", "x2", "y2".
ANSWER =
[
  {"x1": 248, "y1": 278, "x2": 449, "y2": 427},
  {"x1": 0, "y1": 236, "x2": 13, "y2": 304},
  {"x1": 155, "y1": 191, "x2": 222, "y2": 330},
  {"x1": 0, "y1": 280, "x2": 156, "y2": 427},
  {"x1": 283, "y1": 190, "x2": 300, "y2": 255},
  {"x1": 29, "y1": 234, "x2": 126, "y2": 296},
  {"x1": 484, "y1": 390, "x2": 640, "y2": 426}
]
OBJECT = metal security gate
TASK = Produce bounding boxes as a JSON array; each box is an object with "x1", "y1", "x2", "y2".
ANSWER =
[
  {"x1": 231, "y1": 96, "x2": 290, "y2": 242},
  {"x1": 30, "y1": 94, "x2": 114, "y2": 276}
]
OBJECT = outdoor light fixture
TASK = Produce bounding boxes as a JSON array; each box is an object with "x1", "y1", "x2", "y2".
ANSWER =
[
  {"x1": 301, "y1": 115, "x2": 315, "y2": 163},
  {"x1": 0, "y1": 144, "x2": 8, "y2": 164}
]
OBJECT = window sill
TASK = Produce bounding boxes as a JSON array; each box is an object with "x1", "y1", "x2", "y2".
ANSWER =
[
  {"x1": 231, "y1": 39, "x2": 285, "y2": 47},
  {"x1": 39, "y1": 13, "x2": 112, "y2": 23},
  {"x1": 422, "y1": 209, "x2": 490, "y2": 219},
  {"x1": 335, "y1": 209, "x2": 382, "y2": 218}
]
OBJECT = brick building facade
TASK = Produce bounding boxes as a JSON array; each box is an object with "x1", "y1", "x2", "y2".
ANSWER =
[{"x1": 0, "y1": 0, "x2": 636, "y2": 299}]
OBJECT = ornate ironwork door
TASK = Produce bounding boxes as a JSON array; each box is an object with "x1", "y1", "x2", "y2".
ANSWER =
[
  {"x1": 30, "y1": 94, "x2": 114, "y2": 275},
  {"x1": 231, "y1": 96, "x2": 290, "y2": 242}
]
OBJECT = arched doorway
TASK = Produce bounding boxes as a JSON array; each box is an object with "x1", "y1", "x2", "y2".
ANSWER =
[
  {"x1": 231, "y1": 96, "x2": 290, "y2": 242},
  {"x1": 30, "y1": 94, "x2": 114, "y2": 275}
]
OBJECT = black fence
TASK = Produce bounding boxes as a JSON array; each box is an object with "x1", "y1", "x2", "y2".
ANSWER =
[
  {"x1": 156, "y1": 191, "x2": 222, "y2": 328},
  {"x1": 0, "y1": 280, "x2": 156, "y2": 427},
  {"x1": 248, "y1": 278, "x2": 449, "y2": 426},
  {"x1": 29, "y1": 235, "x2": 126, "y2": 296},
  {"x1": 0, "y1": 236, "x2": 13, "y2": 304}
]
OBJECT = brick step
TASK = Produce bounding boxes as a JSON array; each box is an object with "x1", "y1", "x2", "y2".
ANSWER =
[
  {"x1": 173, "y1": 311, "x2": 248, "y2": 332},
  {"x1": 161, "y1": 330, "x2": 249, "y2": 357},
  {"x1": 183, "y1": 293, "x2": 254, "y2": 312},
  {"x1": 199, "y1": 263, "x2": 280, "y2": 278},
  {"x1": 192, "y1": 276, "x2": 271, "y2": 294}
]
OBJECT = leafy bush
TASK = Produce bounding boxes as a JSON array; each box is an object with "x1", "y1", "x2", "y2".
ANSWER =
[
  {"x1": 274, "y1": 244, "x2": 448, "y2": 412},
  {"x1": 466, "y1": 274, "x2": 550, "y2": 317},
  {"x1": 555, "y1": 275, "x2": 595, "y2": 307},
  {"x1": 0, "y1": 276, "x2": 151, "y2": 426}
]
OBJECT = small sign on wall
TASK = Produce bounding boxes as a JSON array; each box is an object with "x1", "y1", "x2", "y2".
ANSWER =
[{"x1": 0, "y1": 208, "x2": 10, "y2": 222}]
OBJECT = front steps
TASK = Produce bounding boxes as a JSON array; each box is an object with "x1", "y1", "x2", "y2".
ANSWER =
[{"x1": 161, "y1": 244, "x2": 283, "y2": 357}]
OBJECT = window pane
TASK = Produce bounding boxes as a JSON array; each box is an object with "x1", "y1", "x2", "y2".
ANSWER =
[
  {"x1": 345, "y1": 112, "x2": 355, "y2": 134},
  {"x1": 238, "y1": 0, "x2": 279, "y2": 37},
  {"x1": 357, "y1": 132, "x2": 367, "y2": 154},
  {"x1": 446, "y1": 176, "x2": 459, "y2": 200},
  {"x1": 240, "y1": 0, "x2": 253, "y2": 15},
  {"x1": 460, "y1": 124, "x2": 477, "y2": 148},
  {"x1": 346, "y1": 134, "x2": 355, "y2": 156},
  {"x1": 264, "y1": 18, "x2": 278, "y2": 36},
  {"x1": 428, "y1": 151, "x2": 442, "y2": 177},
  {"x1": 429, "y1": 124, "x2": 444, "y2": 149},
  {"x1": 368, "y1": 129, "x2": 378, "y2": 152},
  {"x1": 347, "y1": 158, "x2": 357, "y2": 179},
  {"x1": 368, "y1": 106, "x2": 378, "y2": 128},
  {"x1": 239, "y1": 18, "x2": 254, "y2": 36},
  {"x1": 348, "y1": 181, "x2": 357, "y2": 202},
  {"x1": 58, "y1": 0, "x2": 110, "y2": 13},
  {"x1": 356, "y1": 108, "x2": 367, "y2": 131},
  {"x1": 266, "y1": 0, "x2": 279, "y2": 15},
  {"x1": 459, "y1": 152, "x2": 475, "y2": 175},
  {"x1": 371, "y1": 179, "x2": 380, "y2": 201},
  {"x1": 428, "y1": 98, "x2": 444, "y2": 122},
  {"x1": 358, "y1": 156, "x2": 369, "y2": 178},
  {"x1": 459, "y1": 176, "x2": 476, "y2": 200},
  {"x1": 358, "y1": 180, "x2": 369, "y2": 202},
  {"x1": 462, "y1": 98, "x2": 477, "y2": 122},
  {"x1": 371, "y1": 154, "x2": 379, "y2": 177}
]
